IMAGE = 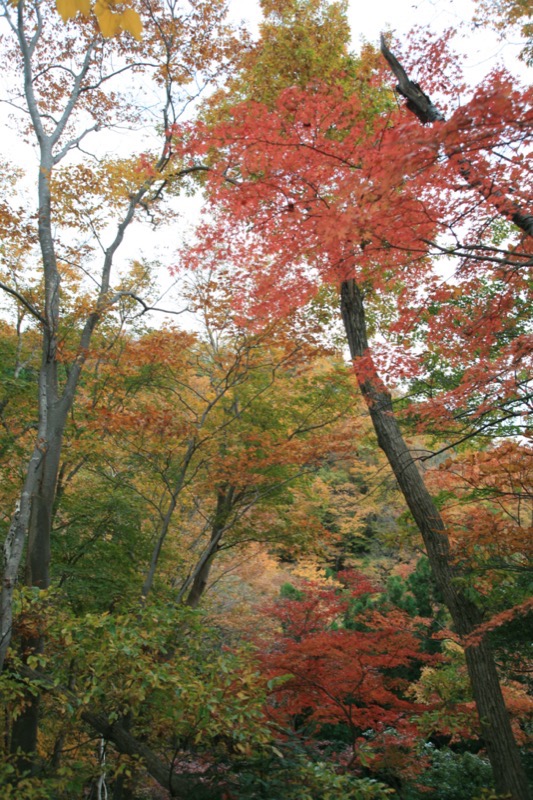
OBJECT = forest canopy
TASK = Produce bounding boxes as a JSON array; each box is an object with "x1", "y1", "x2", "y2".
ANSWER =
[{"x1": 0, "y1": 0, "x2": 531, "y2": 798}]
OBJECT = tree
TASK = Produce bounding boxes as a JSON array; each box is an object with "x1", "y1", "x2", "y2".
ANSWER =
[
  {"x1": 68, "y1": 288, "x2": 360, "y2": 608},
  {"x1": 3, "y1": 593, "x2": 272, "y2": 799},
  {"x1": 0, "y1": 0, "x2": 244, "y2": 777},
  {"x1": 259, "y1": 574, "x2": 436, "y2": 787},
  {"x1": 176, "y1": 2, "x2": 532, "y2": 795}
]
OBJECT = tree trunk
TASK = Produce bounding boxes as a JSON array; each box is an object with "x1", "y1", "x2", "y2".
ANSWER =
[
  {"x1": 81, "y1": 710, "x2": 226, "y2": 800},
  {"x1": 141, "y1": 438, "x2": 197, "y2": 600},
  {"x1": 9, "y1": 381, "x2": 68, "y2": 765},
  {"x1": 0, "y1": 451, "x2": 41, "y2": 669},
  {"x1": 340, "y1": 278, "x2": 531, "y2": 800},
  {"x1": 9, "y1": 695, "x2": 40, "y2": 774},
  {"x1": 185, "y1": 486, "x2": 235, "y2": 608}
]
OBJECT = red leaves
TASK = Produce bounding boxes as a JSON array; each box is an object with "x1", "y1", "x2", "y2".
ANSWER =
[
  {"x1": 464, "y1": 597, "x2": 533, "y2": 647},
  {"x1": 174, "y1": 39, "x2": 531, "y2": 442},
  {"x1": 258, "y1": 580, "x2": 436, "y2": 766}
]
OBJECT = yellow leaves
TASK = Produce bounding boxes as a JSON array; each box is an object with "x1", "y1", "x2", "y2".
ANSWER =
[
  {"x1": 95, "y1": 1, "x2": 142, "y2": 40},
  {"x1": 94, "y1": 0, "x2": 143, "y2": 41},
  {"x1": 94, "y1": 4, "x2": 121, "y2": 37},
  {"x1": 51, "y1": 156, "x2": 155, "y2": 229},
  {"x1": 119, "y1": 7, "x2": 143, "y2": 40},
  {"x1": 56, "y1": 0, "x2": 80, "y2": 22},
  {"x1": 291, "y1": 559, "x2": 341, "y2": 587},
  {"x1": 55, "y1": 0, "x2": 143, "y2": 41}
]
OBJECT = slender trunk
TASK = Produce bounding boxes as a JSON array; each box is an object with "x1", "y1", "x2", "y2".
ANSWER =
[
  {"x1": 141, "y1": 439, "x2": 196, "y2": 600},
  {"x1": 340, "y1": 279, "x2": 531, "y2": 800},
  {"x1": 141, "y1": 495, "x2": 179, "y2": 600},
  {"x1": 185, "y1": 486, "x2": 235, "y2": 608},
  {"x1": 51, "y1": 730, "x2": 65, "y2": 771}
]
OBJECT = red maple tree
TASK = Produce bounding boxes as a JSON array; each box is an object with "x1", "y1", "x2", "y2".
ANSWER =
[{"x1": 259, "y1": 575, "x2": 436, "y2": 781}]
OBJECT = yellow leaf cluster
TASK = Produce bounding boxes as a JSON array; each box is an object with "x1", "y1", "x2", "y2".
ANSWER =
[
  {"x1": 291, "y1": 558, "x2": 341, "y2": 587},
  {"x1": 56, "y1": 0, "x2": 90, "y2": 20},
  {"x1": 55, "y1": 0, "x2": 143, "y2": 40}
]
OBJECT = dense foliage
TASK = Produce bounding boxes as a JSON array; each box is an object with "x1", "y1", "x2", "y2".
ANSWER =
[{"x1": 0, "y1": 0, "x2": 531, "y2": 798}]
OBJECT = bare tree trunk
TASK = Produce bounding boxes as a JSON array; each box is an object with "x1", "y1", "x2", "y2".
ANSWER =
[{"x1": 340, "y1": 278, "x2": 531, "y2": 800}]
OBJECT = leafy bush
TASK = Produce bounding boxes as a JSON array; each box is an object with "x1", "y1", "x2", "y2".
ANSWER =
[{"x1": 402, "y1": 747, "x2": 493, "y2": 800}]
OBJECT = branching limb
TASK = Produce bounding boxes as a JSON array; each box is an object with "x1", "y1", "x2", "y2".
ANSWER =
[{"x1": 0, "y1": 282, "x2": 45, "y2": 324}]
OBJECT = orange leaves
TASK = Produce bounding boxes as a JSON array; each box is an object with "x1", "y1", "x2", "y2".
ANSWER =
[
  {"x1": 69, "y1": 318, "x2": 364, "y2": 607},
  {"x1": 178, "y1": 25, "x2": 532, "y2": 451},
  {"x1": 427, "y1": 441, "x2": 533, "y2": 567}
]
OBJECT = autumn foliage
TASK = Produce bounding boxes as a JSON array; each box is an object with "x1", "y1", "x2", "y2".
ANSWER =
[{"x1": 0, "y1": 0, "x2": 532, "y2": 798}]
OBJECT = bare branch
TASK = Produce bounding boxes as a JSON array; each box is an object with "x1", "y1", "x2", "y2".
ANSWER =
[
  {"x1": 0, "y1": 281, "x2": 45, "y2": 323},
  {"x1": 104, "y1": 290, "x2": 189, "y2": 318}
]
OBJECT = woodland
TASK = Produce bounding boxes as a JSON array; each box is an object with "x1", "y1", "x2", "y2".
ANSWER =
[{"x1": 0, "y1": 0, "x2": 531, "y2": 798}]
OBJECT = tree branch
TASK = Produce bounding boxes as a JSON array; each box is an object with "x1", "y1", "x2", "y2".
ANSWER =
[
  {"x1": 0, "y1": 282, "x2": 45, "y2": 323},
  {"x1": 379, "y1": 34, "x2": 445, "y2": 123},
  {"x1": 17, "y1": 665, "x2": 227, "y2": 800}
]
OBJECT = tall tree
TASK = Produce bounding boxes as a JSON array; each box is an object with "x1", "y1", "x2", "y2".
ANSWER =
[
  {"x1": 0, "y1": 0, "x2": 244, "y2": 775},
  {"x1": 178, "y1": 2, "x2": 532, "y2": 796},
  {"x1": 0, "y1": 0, "x2": 241, "y2": 666}
]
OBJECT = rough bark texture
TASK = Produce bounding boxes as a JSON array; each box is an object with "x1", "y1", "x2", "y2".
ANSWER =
[
  {"x1": 340, "y1": 279, "x2": 531, "y2": 800},
  {"x1": 380, "y1": 34, "x2": 445, "y2": 124}
]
